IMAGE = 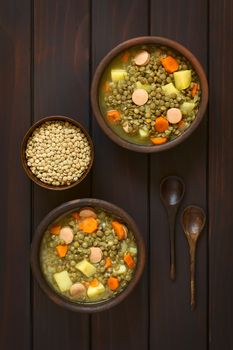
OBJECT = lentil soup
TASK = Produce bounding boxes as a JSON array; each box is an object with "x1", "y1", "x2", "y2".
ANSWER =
[
  {"x1": 99, "y1": 44, "x2": 201, "y2": 145},
  {"x1": 40, "y1": 207, "x2": 138, "y2": 303}
]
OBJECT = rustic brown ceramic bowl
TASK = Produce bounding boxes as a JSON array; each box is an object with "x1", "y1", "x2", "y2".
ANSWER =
[
  {"x1": 91, "y1": 36, "x2": 208, "y2": 152},
  {"x1": 31, "y1": 198, "x2": 145, "y2": 313},
  {"x1": 21, "y1": 115, "x2": 94, "y2": 190}
]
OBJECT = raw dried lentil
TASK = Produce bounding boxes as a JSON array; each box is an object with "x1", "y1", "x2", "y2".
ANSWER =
[{"x1": 26, "y1": 120, "x2": 92, "y2": 186}]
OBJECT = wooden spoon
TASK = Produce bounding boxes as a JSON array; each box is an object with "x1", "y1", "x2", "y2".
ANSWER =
[
  {"x1": 160, "y1": 176, "x2": 185, "y2": 280},
  {"x1": 181, "y1": 206, "x2": 206, "y2": 310}
]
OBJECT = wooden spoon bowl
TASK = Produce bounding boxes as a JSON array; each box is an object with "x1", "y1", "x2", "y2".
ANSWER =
[
  {"x1": 181, "y1": 205, "x2": 206, "y2": 310},
  {"x1": 182, "y1": 206, "x2": 206, "y2": 238},
  {"x1": 160, "y1": 176, "x2": 185, "y2": 280},
  {"x1": 160, "y1": 176, "x2": 185, "y2": 206}
]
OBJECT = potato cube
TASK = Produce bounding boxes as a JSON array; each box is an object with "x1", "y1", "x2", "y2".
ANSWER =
[
  {"x1": 173, "y1": 70, "x2": 191, "y2": 90},
  {"x1": 162, "y1": 83, "x2": 179, "y2": 96},
  {"x1": 54, "y1": 271, "x2": 72, "y2": 292},
  {"x1": 111, "y1": 69, "x2": 128, "y2": 82},
  {"x1": 113, "y1": 264, "x2": 127, "y2": 275},
  {"x1": 129, "y1": 246, "x2": 137, "y2": 256},
  {"x1": 180, "y1": 102, "x2": 195, "y2": 115},
  {"x1": 75, "y1": 259, "x2": 96, "y2": 277},
  {"x1": 87, "y1": 283, "x2": 105, "y2": 299}
]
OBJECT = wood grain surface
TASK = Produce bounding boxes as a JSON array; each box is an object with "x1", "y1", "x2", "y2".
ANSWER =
[
  {"x1": 209, "y1": 0, "x2": 233, "y2": 349},
  {"x1": 0, "y1": 1, "x2": 31, "y2": 349},
  {"x1": 91, "y1": 1, "x2": 149, "y2": 349},
  {"x1": 0, "y1": 0, "x2": 232, "y2": 349},
  {"x1": 149, "y1": 1, "x2": 208, "y2": 349},
  {"x1": 33, "y1": 1, "x2": 90, "y2": 349}
]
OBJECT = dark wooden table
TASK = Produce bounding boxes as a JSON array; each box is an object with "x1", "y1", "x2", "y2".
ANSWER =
[{"x1": 1, "y1": 1, "x2": 233, "y2": 349}]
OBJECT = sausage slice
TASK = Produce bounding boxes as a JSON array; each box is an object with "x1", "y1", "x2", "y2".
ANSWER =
[
  {"x1": 132, "y1": 89, "x2": 149, "y2": 106},
  {"x1": 59, "y1": 226, "x2": 74, "y2": 244},
  {"x1": 79, "y1": 208, "x2": 97, "y2": 219},
  {"x1": 166, "y1": 108, "x2": 182, "y2": 124},
  {"x1": 89, "y1": 247, "x2": 103, "y2": 263},
  {"x1": 70, "y1": 283, "x2": 86, "y2": 297},
  {"x1": 134, "y1": 50, "x2": 150, "y2": 66}
]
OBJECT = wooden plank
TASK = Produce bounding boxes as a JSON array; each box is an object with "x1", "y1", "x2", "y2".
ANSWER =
[
  {"x1": 0, "y1": 1, "x2": 31, "y2": 349},
  {"x1": 33, "y1": 1, "x2": 90, "y2": 349},
  {"x1": 209, "y1": 0, "x2": 233, "y2": 349},
  {"x1": 150, "y1": 1, "x2": 208, "y2": 349},
  {"x1": 91, "y1": 1, "x2": 149, "y2": 350}
]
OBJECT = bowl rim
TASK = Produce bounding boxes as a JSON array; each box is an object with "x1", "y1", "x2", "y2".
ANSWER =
[
  {"x1": 31, "y1": 198, "x2": 146, "y2": 313},
  {"x1": 21, "y1": 115, "x2": 94, "y2": 190},
  {"x1": 91, "y1": 35, "x2": 209, "y2": 153}
]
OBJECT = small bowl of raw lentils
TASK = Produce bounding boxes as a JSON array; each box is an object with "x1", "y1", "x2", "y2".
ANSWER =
[{"x1": 21, "y1": 116, "x2": 94, "y2": 190}]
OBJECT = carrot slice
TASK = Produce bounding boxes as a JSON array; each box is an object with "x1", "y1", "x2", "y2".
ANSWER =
[
  {"x1": 103, "y1": 81, "x2": 110, "y2": 93},
  {"x1": 71, "y1": 212, "x2": 80, "y2": 221},
  {"x1": 90, "y1": 278, "x2": 99, "y2": 287},
  {"x1": 56, "y1": 244, "x2": 68, "y2": 257},
  {"x1": 124, "y1": 254, "x2": 136, "y2": 269},
  {"x1": 112, "y1": 221, "x2": 127, "y2": 240},
  {"x1": 108, "y1": 277, "x2": 119, "y2": 291},
  {"x1": 105, "y1": 257, "x2": 112, "y2": 269},
  {"x1": 161, "y1": 56, "x2": 179, "y2": 73},
  {"x1": 106, "y1": 110, "x2": 121, "y2": 123},
  {"x1": 178, "y1": 120, "x2": 186, "y2": 131},
  {"x1": 121, "y1": 51, "x2": 130, "y2": 62},
  {"x1": 79, "y1": 217, "x2": 98, "y2": 234},
  {"x1": 151, "y1": 137, "x2": 167, "y2": 145},
  {"x1": 83, "y1": 281, "x2": 90, "y2": 288},
  {"x1": 191, "y1": 83, "x2": 199, "y2": 97},
  {"x1": 50, "y1": 225, "x2": 61, "y2": 235},
  {"x1": 154, "y1": 117, "x2": 169, "y2": 132}
]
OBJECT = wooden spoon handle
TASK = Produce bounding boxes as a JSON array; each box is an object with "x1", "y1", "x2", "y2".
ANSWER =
[
  {"x1": 189, "y1": 243, "x2": 196, "y2": 311},
  {"x1": 170, "y1": 261, "x2": 175, "y2": 281},
  {"x1": 191, "y1": 279, "x2": 195, "y2": 310},
  {"x1": 169, "y1": 212, "x2": 176, "y2": 281}
]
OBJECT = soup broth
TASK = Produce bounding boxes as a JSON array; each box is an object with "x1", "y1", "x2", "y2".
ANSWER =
[
  {"x1": 99, "y1": 44, "x2": 201, "y2": 145},
  {"x1": 40, "y1": 207, "x2": 137, "y2": 303}
]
